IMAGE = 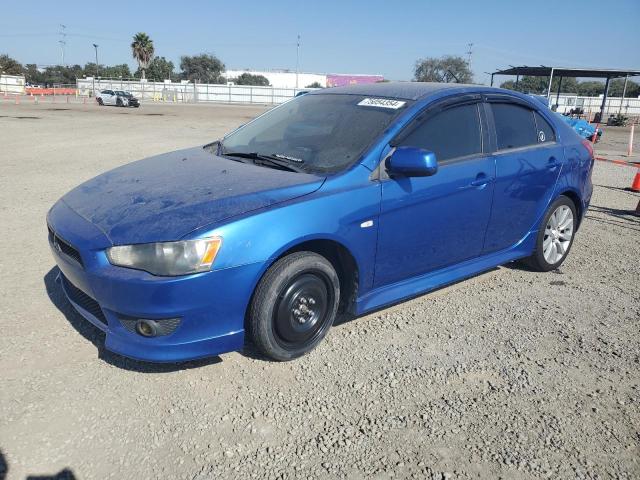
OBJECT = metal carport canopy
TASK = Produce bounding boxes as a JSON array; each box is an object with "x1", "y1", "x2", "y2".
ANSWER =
[
  {"x1": 490, "y1": 66, "x2": 640, "y2": 121},
  {"x1": 491, "y1": 66, "x2": 640, "y2": 79}
]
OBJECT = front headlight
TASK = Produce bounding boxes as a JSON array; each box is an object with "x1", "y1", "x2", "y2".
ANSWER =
[{"x1": 106, "y1": 237, "x2": 222, "y2": 276}]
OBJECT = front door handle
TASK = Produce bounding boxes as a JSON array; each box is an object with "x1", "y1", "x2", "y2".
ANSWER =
[{"x1": 470, "y1": 173, "x2": 494, "y2": 187}]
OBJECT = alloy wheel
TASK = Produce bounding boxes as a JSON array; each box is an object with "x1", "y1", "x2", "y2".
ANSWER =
[{"x1": 543, "y1": 205, "x2": 574, "y2": 264}]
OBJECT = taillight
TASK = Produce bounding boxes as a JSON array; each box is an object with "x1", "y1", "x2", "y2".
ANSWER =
[{"x1": 581, "y1": 139, "x2": 594, "y2": 159}]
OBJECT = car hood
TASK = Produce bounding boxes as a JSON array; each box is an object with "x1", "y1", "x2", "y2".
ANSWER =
[{"x1": 61, "y1": 146, "x2": 325, "y2": 245}]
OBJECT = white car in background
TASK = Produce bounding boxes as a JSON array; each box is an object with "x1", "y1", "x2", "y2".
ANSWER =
[{"x1": 96, "y1": 90, "x2": 140, "y2": 107}]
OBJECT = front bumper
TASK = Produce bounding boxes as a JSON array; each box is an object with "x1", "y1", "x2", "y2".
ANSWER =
[{"x1": 47, "y1": 200, "x2": 262, "y2": 362}]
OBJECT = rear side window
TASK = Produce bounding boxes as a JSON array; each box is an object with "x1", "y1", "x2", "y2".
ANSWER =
[
  {"x1": 534, "y1": 111, "x2": 556, "y2": 143},
  {"x1": 398, "y1": 103, "x2": 482, "y2": 162},
  {"x1": 492, "y1": 103, "x2": 537, "y2": 150}
]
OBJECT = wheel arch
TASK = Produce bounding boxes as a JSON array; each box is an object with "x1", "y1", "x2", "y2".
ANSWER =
[
  {"x1": 556, "y1": 188, "x2": 583, "y2": 230},
  {"x1": 247, "y1": 237, "x2": 360, "y2": 320}
]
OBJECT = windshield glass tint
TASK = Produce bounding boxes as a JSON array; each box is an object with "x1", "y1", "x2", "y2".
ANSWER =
[{"x1": 221, "y1": 94, "x2": 411, "y2": 174}]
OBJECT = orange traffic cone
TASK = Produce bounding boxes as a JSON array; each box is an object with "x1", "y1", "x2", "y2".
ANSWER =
[{"x1": 629, "y1": 171, "x2": 640, "y2": 192}]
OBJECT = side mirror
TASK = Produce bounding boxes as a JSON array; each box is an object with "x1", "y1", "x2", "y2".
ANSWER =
[{"x1": 386, "y1": 147, "x2": 438, "y2": 177}]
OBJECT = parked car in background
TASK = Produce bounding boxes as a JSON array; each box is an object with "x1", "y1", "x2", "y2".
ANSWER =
[
  {"x1": 48, "y1": 83, "x2": 593, "y2": 363},
  {"x1": 96, "y1": 90, "x2": 140, "y2": 107}
]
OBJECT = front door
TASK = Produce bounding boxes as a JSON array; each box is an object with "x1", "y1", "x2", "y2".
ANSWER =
[{"x1": 374, "y1": 101, "x2": 495, "y2": 287}]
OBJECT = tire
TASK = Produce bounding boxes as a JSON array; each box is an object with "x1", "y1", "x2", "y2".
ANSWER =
[
  {"x1": 116, "y1": 97, "x2": 123, "y2": 107},
  {"x1": 521, "y1": 195, "x2": 577, "y2": 272},
  {"x1": 247, "y1": 252, "x2": 340, "y2": 361},
  {"x1": 97, "y1": 98, "x2": 103, "y2": 106}
]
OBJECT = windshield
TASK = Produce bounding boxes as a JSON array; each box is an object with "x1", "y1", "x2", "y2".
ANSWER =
[{"x1": 221, "y1": 94, "x2": 411, "y2": 174}]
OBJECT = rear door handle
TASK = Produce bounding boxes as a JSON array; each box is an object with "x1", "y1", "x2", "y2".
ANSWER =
[{"x1": 547, "y1": 157, "x2": 561, "y2": 170}]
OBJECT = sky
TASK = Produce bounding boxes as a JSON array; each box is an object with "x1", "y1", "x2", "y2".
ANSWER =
[{"x1": 1, "y1": 0, "x2": 639, "y2": 85}]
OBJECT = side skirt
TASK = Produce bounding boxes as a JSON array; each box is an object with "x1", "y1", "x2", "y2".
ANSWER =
[{"x1": 355, "y1": 231, "x2": 536, "y2": 315}]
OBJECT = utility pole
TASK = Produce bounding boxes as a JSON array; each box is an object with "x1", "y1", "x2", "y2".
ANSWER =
[
  {"x1": 93, "y1": 44, "x2": 99, "y2": 76},
  {"x1": 93, "y1": 44, "x2": 99, "y2": 95},
  {"x1": 59, "y1": 24, "x2": 67, "y2": 66},
  {"x1": 296, "y1": 34, "x2": 300, "y2": 89}
]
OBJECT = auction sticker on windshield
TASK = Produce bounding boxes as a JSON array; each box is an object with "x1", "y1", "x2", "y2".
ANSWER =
[{"x1": 357, "y1": 98, "x2": 406, "y2": 109}]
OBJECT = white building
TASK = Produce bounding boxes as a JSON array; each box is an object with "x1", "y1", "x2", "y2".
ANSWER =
[
  {"x1": 0, "y1": 74, "x2": 26, "y2": 94},
  {"x1": 224, "y1": 69, "x2": 385, "y2": 89},
  {"x1": 224, "y1": 69, "x2": 326, "y2": 88}
]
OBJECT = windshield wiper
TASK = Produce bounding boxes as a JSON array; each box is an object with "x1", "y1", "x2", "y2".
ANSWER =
[{"x1": 222, "y1": 151, "x2": 305, "y2": 173}]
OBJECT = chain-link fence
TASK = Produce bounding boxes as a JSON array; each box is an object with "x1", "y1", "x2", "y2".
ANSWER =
[
  {"x1": 76, "y1": 78, "x2": 311, "y2": 105},
  {"x1": 548, "y1": 93, "x2": 640, "y2": 121}
]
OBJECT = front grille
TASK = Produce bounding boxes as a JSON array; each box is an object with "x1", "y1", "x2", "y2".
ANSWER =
[
  {"x1": 61, "y1": 275, "x2": 107, "y2": 325},
  {"x1": 48, "y1": 226, "x2": 84, "y2": 266}
]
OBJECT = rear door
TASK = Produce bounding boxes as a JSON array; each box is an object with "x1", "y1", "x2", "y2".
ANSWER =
[
  {"x1": 374, "y1": 97, "x2": 496, "y2": 287},
  {"x1": 482, "y1": 97, "x2": 563, "y2": 253}
]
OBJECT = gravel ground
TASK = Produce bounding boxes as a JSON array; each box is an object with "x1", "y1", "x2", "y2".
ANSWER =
[{"x1": 0, "y1": 101, "x2": 638, "y2": 480}]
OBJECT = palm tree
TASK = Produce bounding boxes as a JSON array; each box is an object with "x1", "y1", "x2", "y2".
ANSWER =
[{"x1": 131, "y1": 32, "x2": 154, "y2": 79}]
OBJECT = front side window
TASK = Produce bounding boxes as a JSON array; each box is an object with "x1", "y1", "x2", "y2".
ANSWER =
[
  {"x1": 397, "y1": 103, "x2": 482, "y2": 163},
  {"x1": 492, "y1": 103, "x2": 537, "y2": 150},
  {"x1": 221, "y1": 94, "x2": 411, "y2": 174}
]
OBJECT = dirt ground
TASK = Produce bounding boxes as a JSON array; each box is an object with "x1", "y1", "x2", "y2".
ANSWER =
[{"x1": 0, "y1": 101, "x2": 638, "y2": 480}]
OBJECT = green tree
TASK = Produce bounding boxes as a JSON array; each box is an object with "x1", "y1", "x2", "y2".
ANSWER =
[
  {"x1": 39, "y1": 64, "x2": 83, "y2": 85},
  {"x1": 139, "y1": 56, "x2": 175, "y2": 81},
  {"x1": 305, "y1": 81, "x2": 323, "y2": 88},
  {"x1": 0, "y1": 54, "x2": 23, "y2": 75},
  {"x1": 576, "y1": 81, "x2": 605, "y2": 97},
  {"x1": 131, "y1": 32, "x2": 154, "y2": 79},
  {"x1": 101, "y1": 63, "x2": 132, "y2": 78},
  {"x1": 608, "y1": 79, "x2": 640, "y2": 98},
  {"x1": 180, "y1": 54, "x2": 225, "y2": 83},
  {"x1": 414, "y1": 55, "x2": 472, "y2": 83},
  {"x1": 23, "y1": 64, "x2": 44, "y2": 84},
  {"x1": 501, "y1": 76, "x2": 578, "y2": 94},
  {"x1": 234, "y1": 73, "x2": 269, "y2": 86}
]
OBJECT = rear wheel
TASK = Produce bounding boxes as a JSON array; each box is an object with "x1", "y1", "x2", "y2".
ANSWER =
[
  {"x1": 521, "y1": 196, "x2": 577, "y2": 271},
  {"x1": 247, "y1": 252, "x2": 340, "y2": 361},
  {"x1": 116, "y1": 97, "x2": 123, "y2": 107}
]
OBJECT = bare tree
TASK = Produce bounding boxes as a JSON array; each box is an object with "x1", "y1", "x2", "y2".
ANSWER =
[{"x1": 414, "y1": 55, "x2": 473, "y2": 83}]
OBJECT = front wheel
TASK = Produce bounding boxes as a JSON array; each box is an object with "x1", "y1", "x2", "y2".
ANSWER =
[
  {"x1": 247, "y1": 252, "x2": 340, "y2": 361},
  {"x1": 521, "y1": 195, "x2": 577, "y2": 271},
  {"x1": 97, "y1": 98, "x2": 103, "y2": 106}
]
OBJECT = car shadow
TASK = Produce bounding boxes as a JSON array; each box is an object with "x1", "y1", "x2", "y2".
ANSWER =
[
  {"x1": 585, "y1": 204, "x2": 640, "y2": 232},
  {"x1": 593, "y1": 183, "x2": 639, "y2": 196},
  {"x1": 0, "y1": 450, "x2": 6, "y2": 480},
  {"x1": 43, "y1": 267, "x2": 222, "y2": 373}
]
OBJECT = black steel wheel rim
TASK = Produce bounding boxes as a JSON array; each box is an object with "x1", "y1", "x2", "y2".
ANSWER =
[{"x1": 273, "y1": 271, "x2": 333, "y2": 349}]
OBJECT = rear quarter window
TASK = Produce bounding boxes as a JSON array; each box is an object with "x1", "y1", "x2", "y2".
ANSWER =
[{"x1": 534, "y1": 111, "x2": 556, "y2": 143}]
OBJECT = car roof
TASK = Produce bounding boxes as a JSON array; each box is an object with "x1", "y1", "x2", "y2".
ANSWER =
[{"x1": 309, "y1": 82, "x2": 482, "y2": 101}]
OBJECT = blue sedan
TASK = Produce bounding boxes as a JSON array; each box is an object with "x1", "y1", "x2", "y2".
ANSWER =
[{"x1": 47, "y1": 83, "x2": 594, "y2": 362}]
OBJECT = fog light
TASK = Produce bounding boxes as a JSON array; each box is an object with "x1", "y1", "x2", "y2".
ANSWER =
[{"x1": 136, "y1": 319, "x2": 158, "y2": 337}]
